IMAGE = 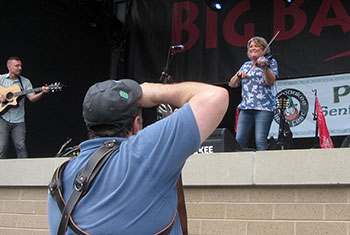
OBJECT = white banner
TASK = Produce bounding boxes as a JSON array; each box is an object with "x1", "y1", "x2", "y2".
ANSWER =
[{"x1": 269, "y1": 73, "x2": 350, "y2": 138}]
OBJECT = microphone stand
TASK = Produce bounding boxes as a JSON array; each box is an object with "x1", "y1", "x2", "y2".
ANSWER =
[
  {"x1": 159, "y1": 46, "x2": 176, "y2": 84},
  {"x1": 157, "y1": 46, "x2": 179, "y2": 120}
]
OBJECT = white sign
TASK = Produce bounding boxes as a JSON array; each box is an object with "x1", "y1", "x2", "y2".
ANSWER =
[
  {"x1": 195, "y1": 145, "x2": 214, "y2": 154},
  {"x1": 269, "y1": 73, "x2": 350, "y2": 138}
]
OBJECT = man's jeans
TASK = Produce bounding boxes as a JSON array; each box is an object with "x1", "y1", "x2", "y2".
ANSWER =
[
  {"x1": 236, "y1": 109, "x2": 274, "y2": 151},
  {"x1": 0, "y1": 118, "x2": 28, "y2": 158}
]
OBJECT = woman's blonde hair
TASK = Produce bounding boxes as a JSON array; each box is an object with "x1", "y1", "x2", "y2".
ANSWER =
[{"x1": 247, "y1": 36, "x2": 270, "y2": 59}]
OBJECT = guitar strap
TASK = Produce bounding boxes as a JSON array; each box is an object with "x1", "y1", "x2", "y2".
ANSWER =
[
  {"x1": 18, "y1": 76, "x2": 24, "y2": 91},
  {"x1": 16, "y1": 76, "x2": 25, "y2": 105}
]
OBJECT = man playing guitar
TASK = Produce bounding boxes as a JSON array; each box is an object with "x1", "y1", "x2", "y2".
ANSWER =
[{"x1": 0, "y1": 56, "x2": 50, "y2": 159}]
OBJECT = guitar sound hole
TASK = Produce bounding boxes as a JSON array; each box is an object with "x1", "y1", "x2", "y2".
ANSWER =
[{"x1": 6, "y1": 92, "x2": 13, "y2": 100}]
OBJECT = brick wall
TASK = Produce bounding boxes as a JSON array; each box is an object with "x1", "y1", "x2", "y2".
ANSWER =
[
  {"x1": 1, "y1": 148, "x2": 350, "y2": 234},
  {"x1": 1, "y1": 185, "x2": 350, "y2": 234},
  {"x1": 185, "y1": 185, "x2": 350, "y2": 235},
  {"x1": 0, "y1": 186, "x2": 49, "y2": 235}
]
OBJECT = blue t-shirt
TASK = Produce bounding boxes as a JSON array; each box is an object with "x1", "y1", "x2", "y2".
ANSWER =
[
  {"x1": 237, "y1": 58, "x2": 278, "y2": 112},
  {"x1": 47, "y1": 103, "x2": 200, "y2": 235},
  {"x1": 0, "y1": 74, "x2": 33, "y2": 123}
]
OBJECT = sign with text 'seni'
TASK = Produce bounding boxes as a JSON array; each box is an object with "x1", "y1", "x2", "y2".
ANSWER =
[{"x1": 269, "y1": 73, "x2": 350, "y2": 138}]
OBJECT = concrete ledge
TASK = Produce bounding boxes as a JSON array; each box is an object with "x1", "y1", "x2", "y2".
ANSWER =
[
  {"x1": 1, "y1": 148, "x2": 350, "y2": 186},
  {"x1": 254, "y1": 148, "x2": 350, "y2": 185},
  {"x1": 183, "y1": 148, "x2": 350, "y2": 186},
  {"x1": 182, "y1": 151, "x2": 254, "y2": 185},
  {"x1": 0, "y1": 157, "x2": 69, "y2": 186}
]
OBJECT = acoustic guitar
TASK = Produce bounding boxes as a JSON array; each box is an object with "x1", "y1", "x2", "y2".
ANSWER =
[{"x1": 0, "y1": 82, "x2": 63, "y2": 115}]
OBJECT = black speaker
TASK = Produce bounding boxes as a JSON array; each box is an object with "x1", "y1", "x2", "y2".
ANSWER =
[{"x1": 196, "y1": 128, "x2": 241, "y2": 154}]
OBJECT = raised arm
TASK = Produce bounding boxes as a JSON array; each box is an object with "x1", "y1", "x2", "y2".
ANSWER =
[
  {"x1": 28, "y1": 85, "x2": 50, "y2": 103},
  {"x1": 140, "y1": 82, "x2": 229, "y2": 144}
]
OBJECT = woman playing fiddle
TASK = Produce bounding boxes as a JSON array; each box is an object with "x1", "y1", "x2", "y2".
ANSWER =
[{"x1": 229, "y1": 36, "x2": 278, "y2": 150}]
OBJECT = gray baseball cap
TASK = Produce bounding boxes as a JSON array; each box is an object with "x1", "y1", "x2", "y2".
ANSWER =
[{"x1": 82, "y1": 79, "x2": 142, "y2": 127}]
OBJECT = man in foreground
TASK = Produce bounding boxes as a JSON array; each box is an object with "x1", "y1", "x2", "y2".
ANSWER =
[{"x1": 48, "y1": 79, "x2": 228, "y2": 234}]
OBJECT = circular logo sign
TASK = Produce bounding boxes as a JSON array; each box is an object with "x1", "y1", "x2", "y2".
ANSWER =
[{"x1": 274, "y1": 89, "x2": 309, "y2": 127}]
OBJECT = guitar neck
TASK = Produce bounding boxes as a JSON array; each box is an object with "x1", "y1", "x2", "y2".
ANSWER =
[{"x1": 14, "y1": 87, "x2": 43, "y2": 97}]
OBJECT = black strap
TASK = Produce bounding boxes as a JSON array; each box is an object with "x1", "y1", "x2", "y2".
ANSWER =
[
  {"x1": 49, "y1": 160, "x2": 87, "y2": 235},
  {"x1": 49, "y1": 160, "x2": 70, "y2": 213},
  {"x1": 154, "y1": 212, "x2": 176, "y2": 235},
  {"x1": 58, "y1": 140, "x2": 119, "y2": 235},
  {"x1": 49, "y1": 139, "x2": 177, "y2": 235},
  {"x1": 18, "y1": 75, "x2": 24, "y2": 91},
  {"x1": 176, "y1": 174, "x2": 188, "y2": 235}
]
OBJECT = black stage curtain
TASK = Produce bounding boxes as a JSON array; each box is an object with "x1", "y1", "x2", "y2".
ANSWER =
[
  {"x1": 0, "y1": 0, "x2": 349, "y2": 156},
  {"x1": 0, "y1": 0, "x2": 111, "y2": 157},
  {"x1": 121, "y1": 0, "x2": 350, "y2": 84}
]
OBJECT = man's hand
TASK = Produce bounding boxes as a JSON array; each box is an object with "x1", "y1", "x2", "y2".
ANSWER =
[
  {"x1": 139, "y1": 82, "x2": 160, "y2": 108},
  {"x1": 42, "y1": 85, "x2": 51, "y2": 94},
  {"x1": 28, "y1": 84, "x2": 51, "y2": 102},
  {"x1": 0, "y1": 94, "x2": 5, "y2": 103}
]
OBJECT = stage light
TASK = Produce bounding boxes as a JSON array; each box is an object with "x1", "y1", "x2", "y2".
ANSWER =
[
  {"x1": 206, "y1": 0, "x2": 223, "y2": 11},
  {"x1": 285, "y1": 0, "x2": 294, "y2": 3},
  {"x1": 214, "y1": 3, "x2": 222, "y2": 10}
]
